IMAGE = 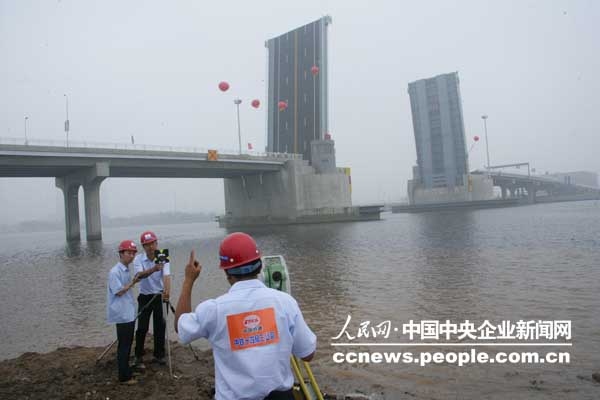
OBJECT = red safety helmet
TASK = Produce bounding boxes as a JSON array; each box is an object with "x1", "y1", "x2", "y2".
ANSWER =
[
  {"x1": 140, "y1": 231, "x2": 158, "y2": 245},
  {"x1": 219, "y1": 232, "x2": 261, "y2": 270},
  {"x1": 118, "y1": 240, "x2": 137, "y2": 253}
]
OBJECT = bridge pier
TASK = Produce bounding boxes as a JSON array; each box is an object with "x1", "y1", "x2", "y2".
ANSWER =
[
  {"x1": 83, "y1": 178, "x2": 106, "y2": 241},
  {"x1": 56, "y1": 177, "x2": 82, "y2": 242},
  {"x1": 219, "y1": 141, "x2": 370, "y2": 227},
  {"x1": 55, "y1": 163, "x2": 109, "y2": 242},
  {"x1": 222, "y1": 159, "x2": 351, "y2": 225},
  {"x1": 526, "y1": 183, "x2": 536, "y2": 204},
  {"x1": 500, "y1": 186, "x2": 507, "y2": 199}
]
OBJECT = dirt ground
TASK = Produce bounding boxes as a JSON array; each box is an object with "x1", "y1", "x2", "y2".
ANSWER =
[
  {"x1": 0, "y1": 340, "x2": 216, "y2": 400},
  {"x1": 0, "y1": 338, "x2": 378, "y2": 400}
]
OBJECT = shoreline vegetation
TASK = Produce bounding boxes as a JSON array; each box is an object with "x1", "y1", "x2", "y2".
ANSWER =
[{"x1": 0, "y1": 211, "x2": 218, "y2": 234}]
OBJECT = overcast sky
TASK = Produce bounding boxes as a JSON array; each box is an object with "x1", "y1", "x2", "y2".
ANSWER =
[{"x1": 1, "y1": 0, "x2": 598, "y2": 224}]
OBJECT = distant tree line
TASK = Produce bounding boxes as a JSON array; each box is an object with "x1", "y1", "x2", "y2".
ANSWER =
[{"x1": 1, "y1": 211, "x2": 218, "y2": 233}]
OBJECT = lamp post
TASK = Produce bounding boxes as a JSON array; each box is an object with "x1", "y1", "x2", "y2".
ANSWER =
[
  {"x1": 481, "y1": 115, "x2": 490, "y2": 170},
  {"x1": 24, "y1": 116, "x2": 29, "y2": 145},
  {"x1": 233, "y1": 98, "x2": 242, "y2": 154},
  {"x1": 64, "y1": 94, "x2": 70, "y2": 147}
]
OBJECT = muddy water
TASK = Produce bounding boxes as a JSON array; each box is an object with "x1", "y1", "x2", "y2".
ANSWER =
[{"x1": 1, "y1": 201, "x2": 599, "y2": 399}]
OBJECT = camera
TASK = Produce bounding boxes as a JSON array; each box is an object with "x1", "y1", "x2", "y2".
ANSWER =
[{"x1": 154, "y1": 249, "x2": 170, "y2": 264}]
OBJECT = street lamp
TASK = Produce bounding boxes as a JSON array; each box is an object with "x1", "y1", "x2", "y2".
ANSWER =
[
  {"x1": 233, "y1": 98, "x2": 242, "y2": 154},
  {"x1": 64, "y1": 94, "x2": 70, "y2": 147},
  {"x1": 24, "y1": 116, "x2": 29, "y2": 145},
  {"x1": 481, "y1": 115, "x2": 490, "y2": 170}
]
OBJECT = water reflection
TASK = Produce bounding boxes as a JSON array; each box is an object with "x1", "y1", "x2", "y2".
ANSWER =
[
  {"x1": 63, "y1": 240, "x2": 108, "y2": 334},
  {"x1": 410, "y1": 211, "x2": 485, "y2": 320}
]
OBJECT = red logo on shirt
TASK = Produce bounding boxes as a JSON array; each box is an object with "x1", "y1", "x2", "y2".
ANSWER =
[{"x1": 243, "y1": 315, "x2": 260, "y2": 329}]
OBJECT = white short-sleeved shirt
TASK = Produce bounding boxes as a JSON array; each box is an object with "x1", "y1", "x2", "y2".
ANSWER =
[
  {"x1": 106, "y1": 262, "x2": 136, "y2": 324},
  {"x1": 133, "y1": 252, "x2": 171, "y2": 295},
  {"x1": 178, "y1": 279, "x2": 316, "y2": 400}
]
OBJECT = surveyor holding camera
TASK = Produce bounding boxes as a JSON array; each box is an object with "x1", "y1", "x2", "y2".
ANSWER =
[
  {"x1": 106, "y1": 240, "x2": 140, "y2": 384},
  {"x1": 133, "y1": 230, "x2": 171, "y2": 368}
]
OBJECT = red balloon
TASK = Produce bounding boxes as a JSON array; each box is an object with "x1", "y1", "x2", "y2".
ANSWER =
[
  {"x1": 251, "y1": 99, "x2": 260, "y2": 109},
  {"x1": 278, "y1": 101, "x2": 288, "y2": 111},
  {"x1": 473, "y1": 135, "x2": 480, "y2": 142},
  {"x1": 311, "y1": 65, "x2": 319, "y2": 76},
  {"x1": 218, "y1": 81, "x2": 230, "y2": 92}
]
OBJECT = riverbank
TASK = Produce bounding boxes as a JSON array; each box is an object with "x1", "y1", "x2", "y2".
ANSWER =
[
  {"x1": 0, "y1": 341, "x2": 215, "y2": 400},
  {"x1": 0, "y1": 340, "x2": 384, "y2": 400}
]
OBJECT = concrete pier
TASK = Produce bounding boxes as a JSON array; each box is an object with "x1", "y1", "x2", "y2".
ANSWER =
[
  {"x1": 56, "y1": 177, "x2": 82, "y2": 242},
  {"x1": 221, "y1": 158, "x2": 355, "y2": 227},
  {"x1": 83, "y1": 179, "x2": 105, "y2": 241},
  {"x1": 55, "y1": 162, "x2": 109, "y2": 242},
  {"x1": 220, "y1": 139, "x2": 381, "y2": 227}
]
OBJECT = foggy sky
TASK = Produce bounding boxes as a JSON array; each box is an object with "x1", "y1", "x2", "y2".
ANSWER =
[{"x1": 1, "y1": 0, "x2": 599, "y2": 224}]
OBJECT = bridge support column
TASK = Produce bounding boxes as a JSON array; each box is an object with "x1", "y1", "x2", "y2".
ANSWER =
[
  {"x1": 84, "y1": 178, "x2": 106, "y2": 241},
  {"x1": 526, "y1": 183, "x2": 536, "y2": 204},
  {"x1": 56, "y1": 177, "x2": 82, "y2": 242},
  {"x1": 56, "y1": 162, "x2": 110, "y2": 242},
  {"x1": 500, "y1": 186, "x2": 507, "y2": 199}
]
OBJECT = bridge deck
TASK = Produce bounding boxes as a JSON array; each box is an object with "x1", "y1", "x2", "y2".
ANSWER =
[{"x1": 0, "y1": 143, "x2": 294, "y2": 178}]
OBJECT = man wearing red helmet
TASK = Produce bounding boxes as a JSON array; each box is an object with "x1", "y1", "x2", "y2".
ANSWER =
[
  {"x1": 106, "y1": 240, "x2": 140, "y2": 384},
  {"x1": 174, "y1": 232, "x2": 316, "y2": 400},
  {"x1": 133, "y1": 230, "x2": 171, "y2": 367}
]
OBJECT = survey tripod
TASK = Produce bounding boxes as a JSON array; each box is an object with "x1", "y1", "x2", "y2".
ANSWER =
[
  {"x1": 261, "y1": 256, "x2": 324, "y2": 400},
  {"x1": 96, "y1": 293, "x2": 161, "y2": 363},
  {"x1": 163, "y1": 299, "x2": 202, "y2": 377}
]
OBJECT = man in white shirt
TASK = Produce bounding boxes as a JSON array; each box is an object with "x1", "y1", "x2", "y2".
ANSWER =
[
  {"x1": 175, "y1": 232, "x2": 317, "y2": 400},
  {"x1": 106, "y1": 240, "x2": 140, "y2": 384},
  {"x1": 133, "y1": 230, "x2": 171, "y2": 367}
]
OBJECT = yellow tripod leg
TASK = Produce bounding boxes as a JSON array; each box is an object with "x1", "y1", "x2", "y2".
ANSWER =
[
  {"x1": 302, "y1": 360, "x2": 324, "y2": 400},
  {"x1": 290, "y1": 356, "x2": 311, "y2": 399}
]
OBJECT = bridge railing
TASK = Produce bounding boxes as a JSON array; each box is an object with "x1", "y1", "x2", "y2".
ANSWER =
[{"x1": 0, "y1": 136, "x2": 302, "y2": 161}]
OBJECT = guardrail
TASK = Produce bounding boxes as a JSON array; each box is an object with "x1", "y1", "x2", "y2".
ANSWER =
[{"x1": 0, "y1": 136, "x2": 302, "y2": 160}]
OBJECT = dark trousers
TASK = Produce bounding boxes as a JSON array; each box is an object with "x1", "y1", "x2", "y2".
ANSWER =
[
  {"x1": 116, "y1": 321, "x2": 135, "y2": 382},
  {"x1": 264, "y1": 389, "x2": 295, "y2": 400},
  {"x1": 135, "y1": 293, "x2": 165, "y2": 359}
]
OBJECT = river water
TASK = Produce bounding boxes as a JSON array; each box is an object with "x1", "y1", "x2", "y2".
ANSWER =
[{"x1": 1, "y1": 201, "x2": 599, "y2": 399}]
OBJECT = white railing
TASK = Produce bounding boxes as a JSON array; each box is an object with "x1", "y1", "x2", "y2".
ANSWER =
[{"x1": 0, "y1": 136, "x2": 302, "y2": 160}]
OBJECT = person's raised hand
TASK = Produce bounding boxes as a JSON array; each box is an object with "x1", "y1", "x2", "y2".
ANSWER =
[{"x1": 184, "y1": 250, "x2": 201, "y2": 282}]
